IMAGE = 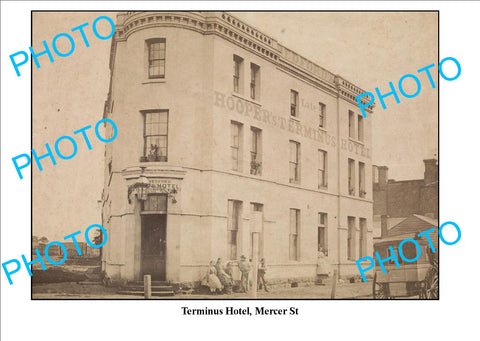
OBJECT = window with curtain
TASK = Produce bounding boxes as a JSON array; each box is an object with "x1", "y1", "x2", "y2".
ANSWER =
[{"x1": 144, "y1": 111, "x2": 168, "y2": 162}]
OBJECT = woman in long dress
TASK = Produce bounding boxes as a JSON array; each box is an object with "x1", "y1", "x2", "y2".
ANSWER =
[{"x1": 206, "y1": 260, "x2": 222, "y2": 294}]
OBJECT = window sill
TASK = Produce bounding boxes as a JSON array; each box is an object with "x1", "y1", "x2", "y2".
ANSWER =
[
  {"x1": 142, "y1": 78, "x2": 167, "y2": 85},
  {"x1": 289, "y1": 116, "x2": 300, "y2": 123},
  {"x1": 318, "y1": 185, "x2": 328, "y2": 191},
  {"x1": 318, "y1": 126, "x2": 327, "y2": 133},
  {"x1": 348, "y1": 137, "x2": 364, "y2": 146},
  {"x1": 231, "y1": 92, "x2": 262, "y2": 107}
]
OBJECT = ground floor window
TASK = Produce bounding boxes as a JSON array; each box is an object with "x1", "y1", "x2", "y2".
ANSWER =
[
  {"x1": 227, "y1": 200, "x2": 242, "y2": 260},
  {"x1": 347, "y1": 216, "x2": 356, "y2": 260},
  {"x1": 318, "y1": 212, "x2": 328, "y2": 255},
  {"x1": 289, "y1": 209, "x2": 300, "y2": 261}
]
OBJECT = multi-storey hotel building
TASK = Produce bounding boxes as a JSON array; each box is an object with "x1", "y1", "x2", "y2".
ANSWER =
[{"x1": 101, "y1": 11, "x2": 374, "y2": 285}]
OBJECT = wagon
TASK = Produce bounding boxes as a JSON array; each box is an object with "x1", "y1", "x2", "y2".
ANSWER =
[{"x1": 372, "y1": 234, "x2": 438, "y2": 299}]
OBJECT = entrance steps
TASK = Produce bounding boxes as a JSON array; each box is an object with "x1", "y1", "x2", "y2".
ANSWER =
[{"x1": 117, "y1": 280, "x2": 175, "y2": 297}]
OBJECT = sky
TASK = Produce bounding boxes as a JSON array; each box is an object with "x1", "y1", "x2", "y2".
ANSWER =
[{"x1": 32, "y1": 11, "x2": 438, "y2": 240}]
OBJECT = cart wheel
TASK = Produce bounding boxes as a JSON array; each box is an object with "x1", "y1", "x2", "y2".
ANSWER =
[
  {"x1": 425, "y1": 265, "x2": 439, "y2": 299},
  {"x1": 425, "y1": 275, "x2": 438, "y2": 299},
  {"x1": 373, "y1": 272, "x2": 391, "y2": 299}
]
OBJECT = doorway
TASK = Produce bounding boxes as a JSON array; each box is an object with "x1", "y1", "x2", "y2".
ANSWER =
[{"x1": 141, "y1": 214, "x2": 167, "y2": 281}]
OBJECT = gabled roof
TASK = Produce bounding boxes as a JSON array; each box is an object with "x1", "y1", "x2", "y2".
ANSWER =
[{"x1": 374, "y1": 214, "x2": 439, "y2": 248}]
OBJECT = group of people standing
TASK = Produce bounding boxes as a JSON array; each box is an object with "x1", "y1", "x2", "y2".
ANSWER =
[{"x1": 203, "y1": 255, "x2": 269, "y2": 295}]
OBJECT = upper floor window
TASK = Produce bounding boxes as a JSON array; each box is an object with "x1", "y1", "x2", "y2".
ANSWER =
[
  {"x1": 358, "y1": 115, "x2": 364, "y2": 142},
  {"x1": 147, "y1": 39, "x2": 166, "y2": 79},
  {"x1": 290, "y1": 90, "x2": 299, "y2": 117},
  {"x1": 231, "y1": 121, "x2": 243, "y2": 171},
  {"x1": 250, "y1": 127, "x2": 262, "y2": 175},
  {"x1": 250, "y1": 63, "x2": 260, "y2": 100},
  {"x1": 143, "y1": 110, "x2": 168, "y2": 162},
  {"x1": 359, "y1": 162, "x2": 366, "y2": 198},
  {"x1": 233, "y1": 55, "x2": 244, "y2": 94},
  {"x1": 319, "y1": 102, "x2": 326, "y2": 128},
  {"x1": 349, "y1": 110, "x2": 355, "y2": 138},
  {"x1": 289, "y1": 140, "x2": 300, "y2": 183},
  {"x1": 318, "y1": 149, "x2": 328, "y2": 189},
  {"x1": 348, "y1": 158, "x2": 355, "y2": 195}
]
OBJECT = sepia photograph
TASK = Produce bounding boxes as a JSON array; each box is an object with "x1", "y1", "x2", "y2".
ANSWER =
[{"x1": 31, "y1": 10, "x2": 439, "y2": 299}]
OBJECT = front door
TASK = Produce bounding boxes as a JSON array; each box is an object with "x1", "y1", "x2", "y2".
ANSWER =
[{"x1": 141, "y1": 214, "x2": 166, "y2": 281}]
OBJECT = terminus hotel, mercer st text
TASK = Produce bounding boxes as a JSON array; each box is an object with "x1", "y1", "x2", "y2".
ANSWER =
[
  {"x1": 182, "y1": 306, "x2": 299, "y2": 315},
  {"x1": 100, "y1": 11, "x2": 374, "y2": 287}
]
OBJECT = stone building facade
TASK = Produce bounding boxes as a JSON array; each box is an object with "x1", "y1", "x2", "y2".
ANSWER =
[{"x1": 101, "y1": 11, "x2": 374, "y2": 285}]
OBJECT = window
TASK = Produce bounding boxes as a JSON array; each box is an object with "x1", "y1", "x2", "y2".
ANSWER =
[
  {"x1": 319, "y1": 102, "x2": 326, "y2": 128},
  {"x1": 289, "y1": 209, "x2": 300, "y2": 261},
  {"x1": 233, "y1": 55, "x2": 243, "y2": 93},
  {"x1": 359, "y1": 218, "x2": 367, "y2": 258},
  {"x1": 318, "y1": 149, "x2": 328, "y2": 189},
  {"x1": 347, "y1": 216, "x2": 356, "y2": 261},
  {"x1": 144, "y1": 111, "x2": 168, "y2": 162},
  {"x1": 227, "y1": 200, "x2": 242, "y2": 260},
  {"x1": 147, "y1": 39, "x2": 166, "y2": 79},
  {"x1": 318, "y1": 213, "x2": 328, "y2": 255},
  {"x1": 289, "y1": 141, "x2": 300, "y2": 183},
  {"x1": 348, "y1": 158, "x2": 355, "y2": 195},
  {"x1": 402, "y1": 241, "x2": 419, "y2": 264},
  {"x1": 250, "y1": 63, "x2": 260, "y2": 100},
  {"x1": 250, "y1": 203, "x2": 264, "y2": 259},
  {"x1": 250, "y1": 127, "x2": 262, "y2": 175},
  {"x1": 349, "y1": 110, "x2": 355, "y2": 138},
  {"x1": 358, "y1": 115, "x2": 364, "y2": 142},
  {"x1": 388, "y1": 246, "x2": 403, "y2": 265},
  {"x1": 290, "y1": 90, "x2": 299, "y2": 117},
  {"x1": 143, "y1": 194, "x2": 167, "y2": 212},
  {"x1": 359, "y1": 162, "x2": 366, "y2": 198},
  {"x1": 231, "y1": 121, "x2": 243, "y2": 171}
]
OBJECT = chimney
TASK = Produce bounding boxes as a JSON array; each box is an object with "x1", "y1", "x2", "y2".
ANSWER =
[
  {"x1": 424, "y1": 159, "x2": 438, "y2": 185},
  {"x1": 378, "y1": 166, "x2": 389, "y2": 189},
  {"x1": 381, "y1": 215, "x2": 388, "y2": 238}
]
